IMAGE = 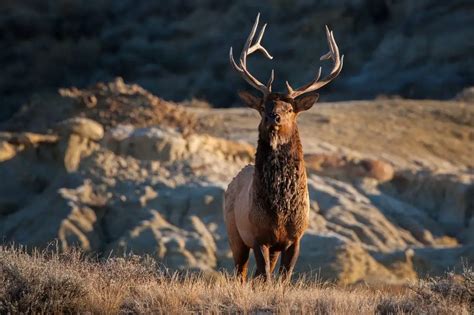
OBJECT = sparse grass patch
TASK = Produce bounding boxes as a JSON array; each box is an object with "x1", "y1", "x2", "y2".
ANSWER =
[
  {"x1": 376, "y1": 267, "x2": 474, "y2": 314},
  {"x1": 0, "y1": 246, "x2": 472, "y2": 314}
]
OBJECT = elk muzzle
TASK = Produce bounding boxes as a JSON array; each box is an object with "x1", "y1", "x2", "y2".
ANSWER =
[{"x1": 266, "y1": 112, "x2": 281, "y2": 126}]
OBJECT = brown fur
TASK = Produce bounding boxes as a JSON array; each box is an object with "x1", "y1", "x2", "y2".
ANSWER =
[
  {"x1": 251, "y1": 126, "x2": 308, "y2": 247},
  {"x1": 224, "y1": 93, "x2": 317, "y2": 282}
]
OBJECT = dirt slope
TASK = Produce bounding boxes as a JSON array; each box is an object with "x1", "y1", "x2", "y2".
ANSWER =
[{"x1": 195, "y1": 99, "x2": 474, "y2": 170}]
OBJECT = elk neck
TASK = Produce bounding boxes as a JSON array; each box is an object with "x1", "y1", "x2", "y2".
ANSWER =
[{"x1": 253, "y1": 125, "x2": 307, "y2": 221}]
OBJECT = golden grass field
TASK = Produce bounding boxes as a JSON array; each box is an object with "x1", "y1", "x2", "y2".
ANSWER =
[{"x1": 0, "y1": 246, "x2": 472, "y2": 314}]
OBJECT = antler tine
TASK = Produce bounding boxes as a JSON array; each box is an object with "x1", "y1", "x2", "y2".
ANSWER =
[
  {"x1": 247, "y1": 23, "x2": 273, "y2": 59},
  {"x1": 286, "y1": 25, "x2": 344, "y2": 99},
  {"x1": 240, "y1": 13, "x2": 259, "y2": 67},
  {"x1": 286, "y1": 67, "x2": 321, "y2": 96},
  {"x1": 267, "y1": 69, "x2": 275, "y2": 92},
  {"x1": 320, "y1": 26, "x2": 337, "y2": 61},
  {"x1": 229, "y1": 13, "x2": 274, "y2": 97},
  {"x1": 229, "y1": 47, "x2": 242, "y2": 72}
]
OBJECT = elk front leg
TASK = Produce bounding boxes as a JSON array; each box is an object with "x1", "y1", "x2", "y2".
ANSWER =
[
  {"x1": 269, "y1": 249, "x2": 280, "y2": 274},
  {"x1": 253, "y1": 244, "x2": 271, "y2": 282},
  {"x1": 279, "y1": 239, "x2": 301, "y2": 281}
]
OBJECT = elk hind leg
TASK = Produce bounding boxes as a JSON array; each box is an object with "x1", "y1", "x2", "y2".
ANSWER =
[
  {"x1": 232, "y1": 242, "x2": 250, "y2": 283},
  {"x1": 226, "y1": 212, "x2": 250, "y2": 282}
]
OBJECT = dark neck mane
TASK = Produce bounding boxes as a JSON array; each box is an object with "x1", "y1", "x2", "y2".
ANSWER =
[{"x1": 254, "y1": 127, "x2": 307, "y2": 221}]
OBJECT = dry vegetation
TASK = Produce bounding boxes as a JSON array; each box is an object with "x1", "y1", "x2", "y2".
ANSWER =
[{"x1": 0, "y1": 246, "x2": 472, "y2": 314}]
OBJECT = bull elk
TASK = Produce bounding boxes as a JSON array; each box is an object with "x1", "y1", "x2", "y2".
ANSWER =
[{"x1": 224, "y1": 14, "x2": 343, "y2": 282}]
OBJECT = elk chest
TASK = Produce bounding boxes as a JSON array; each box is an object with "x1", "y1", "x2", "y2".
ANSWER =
[{"x1": 251, "y1": 141, "x2": 310, "y2": 247}]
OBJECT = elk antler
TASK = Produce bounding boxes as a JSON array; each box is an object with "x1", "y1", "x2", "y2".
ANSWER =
[
  {"x1": 229, "y1": 13, "x2": 274, "y2": 98},
  {"x1": 285, "y1": 25, "x2": 344, "y2": 99}
]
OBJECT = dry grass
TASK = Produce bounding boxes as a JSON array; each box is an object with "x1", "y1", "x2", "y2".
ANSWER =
[{"x1": 0, "y1": 246, "x2": 472, "y2": 314}]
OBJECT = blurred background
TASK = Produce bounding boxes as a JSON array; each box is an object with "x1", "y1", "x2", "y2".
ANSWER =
[{"x1": 1, "y1": 0, "x2": 473, "y2": 120}]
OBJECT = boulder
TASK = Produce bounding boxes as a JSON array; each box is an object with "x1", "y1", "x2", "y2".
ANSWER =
[
  {"x1": 56, "y1": 117, "x2": 104, "y2": 141},
  {"x1": 359, "y1": 159, "x2": 395, "y2": 182},
  {"x1": 305, "y1": 153, "x2": 394, "y2": 183},
  {"x1": 296, "y1": 233, "x2": 398, "y2": 284},
  {"x1": 103, "y1": 125, "x2": 188, "y2": 161}
]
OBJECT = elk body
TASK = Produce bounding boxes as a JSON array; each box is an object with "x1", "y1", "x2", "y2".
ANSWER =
[{"x1": 224, "y1": 14, "x2": 343, "y2": 282}]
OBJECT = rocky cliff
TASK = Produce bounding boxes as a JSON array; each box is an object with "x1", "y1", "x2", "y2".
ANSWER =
[{"x1": 1, "y1": 79, "x2": 472, "y2": 284}]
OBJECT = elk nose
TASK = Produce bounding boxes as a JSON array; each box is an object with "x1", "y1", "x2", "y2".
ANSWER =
[{"x1": 267, "y1": 113, "x2": 281, "y2": 124}]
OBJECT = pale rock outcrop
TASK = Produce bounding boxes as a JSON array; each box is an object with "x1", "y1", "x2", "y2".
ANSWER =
[
  {"x1": 104, "y1": 124, "x2": 254, "y2": 165},
  {"x1": 0, "y1": 132, "x2": 59, "y2": 162},
  {"x1": 381, "y1": 171, "x2": 474, "y2": 236},
  {"x1": 103, "y1": 125, "x2": 188, "y2": 161},
  {"x1": 1, "y1": 179, "x2": 105, "y2": 251},
  {"x1": 297, "y1": 233, "x2": 400, "y2": 284},
  {"x1": 108, "y1": 211, "x2": 217, "y2": 270},
  {"x1": 305, "y1": 153, "x2": 394, "y2": 183},
  {"x1": 56, "y1": 117, "x2": 104, "y2": 141},
  {"x1": 55, "y1": 118, "x2": 104, "y2": 172},
  {"x1": 306, "y1": 175, "x2": 444, "y2": 253},
  {"x1": 0, "y1": 141, "x2": 15, "y2": 162}
]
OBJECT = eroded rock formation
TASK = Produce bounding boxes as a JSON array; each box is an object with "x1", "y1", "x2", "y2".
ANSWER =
[{"x1": 1, "y1": 80, "x2": 472, "y2": 284}]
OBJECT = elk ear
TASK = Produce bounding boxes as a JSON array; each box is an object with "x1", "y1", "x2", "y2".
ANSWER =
[
  {"x1": 238, "y1": 91, "x2": 262, "y2": 111},
  {"x1": 294, "y1": 93, "x2": 319, "y2": 113}
]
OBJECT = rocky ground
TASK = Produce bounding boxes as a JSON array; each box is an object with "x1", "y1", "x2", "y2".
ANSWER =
[{"x1": 0, "y1": 79, "x2": 473, "y2": 284}]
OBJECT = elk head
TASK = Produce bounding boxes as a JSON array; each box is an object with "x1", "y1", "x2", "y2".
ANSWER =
[{"x1": 230, "y1": 14, "x2": 344, "y2": 147}]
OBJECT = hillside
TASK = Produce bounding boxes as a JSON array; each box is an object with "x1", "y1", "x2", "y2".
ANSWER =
[
  {"x1": 1, "y1": 0, "x2": 474, "y2": 120},
  {"x1": 0, "y1": 79, "x2": 473, "y2": 285}
]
